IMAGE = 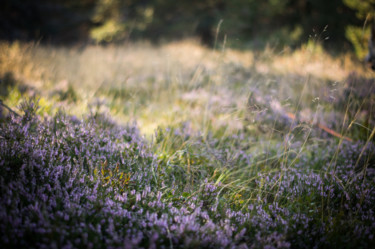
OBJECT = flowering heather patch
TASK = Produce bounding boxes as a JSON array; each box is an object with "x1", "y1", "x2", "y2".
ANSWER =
[{"x1": 1, "y1": 100, "x2": 375, "y2": 248}]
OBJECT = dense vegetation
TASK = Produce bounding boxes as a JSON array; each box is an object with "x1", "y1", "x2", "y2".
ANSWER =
[
  {"x1": 1, "y1": 38, "x2": 375, "y2": 248},
  {"x1": 1, "y1": 97, "x2": 374, "y2": 248},
  {"x1": 1, "y1": 0, "x2": 374, "y2": 54}
]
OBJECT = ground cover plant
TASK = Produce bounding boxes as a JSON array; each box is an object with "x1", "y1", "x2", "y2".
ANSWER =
[{"x1": 0, "y1": 40, "x2": 375, "y2": 248}]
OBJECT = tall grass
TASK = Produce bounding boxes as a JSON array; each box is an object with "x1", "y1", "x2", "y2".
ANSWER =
[{"x1": 0, "y1": 40, "x2": 374, "y2": 248}]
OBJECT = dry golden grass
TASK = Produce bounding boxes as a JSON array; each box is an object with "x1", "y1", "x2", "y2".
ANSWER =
[{"x1": 0, "y1": 40, "x2": 371, "y2": 135}]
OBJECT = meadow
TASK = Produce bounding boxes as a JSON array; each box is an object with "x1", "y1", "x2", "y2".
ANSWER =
[{"x1": 0, "y1": 39, "x2": 374, "y2": 248}]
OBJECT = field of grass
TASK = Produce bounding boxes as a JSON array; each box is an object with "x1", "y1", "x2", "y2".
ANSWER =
[{"x1": 0, "y1": 39, "x2": 375, "y2": 248}]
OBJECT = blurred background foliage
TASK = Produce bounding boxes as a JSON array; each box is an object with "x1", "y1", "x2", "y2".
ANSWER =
[{"x1": 0, "y1": 0, "x2": 374, "y2": 56}]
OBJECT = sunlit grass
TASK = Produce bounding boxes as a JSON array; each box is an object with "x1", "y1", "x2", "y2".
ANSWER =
[{"x1": 0, "y1": 39, "x2": 370, "y2": 136}]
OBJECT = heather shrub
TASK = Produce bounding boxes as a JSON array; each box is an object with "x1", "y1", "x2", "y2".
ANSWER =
[
  {"x1": 1, "y1": 100, "x2": 375, "y2": 248},
  {"x1": 0, "y1": 100, "x2": 158, "y2": 248}
]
